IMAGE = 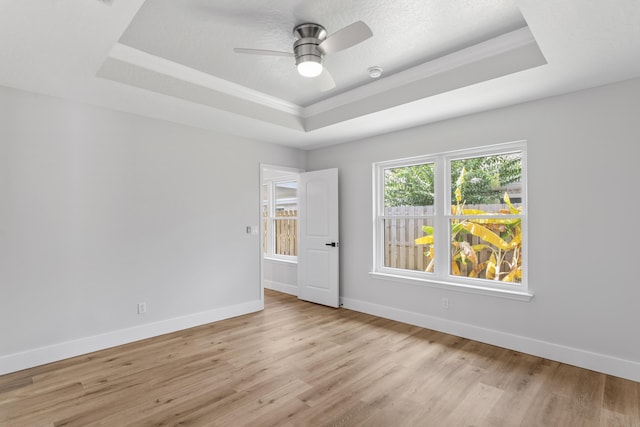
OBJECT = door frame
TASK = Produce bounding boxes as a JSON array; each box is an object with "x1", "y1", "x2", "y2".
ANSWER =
[{"x1": 259, "y1": 164, "x2": 304, "y2": 303}]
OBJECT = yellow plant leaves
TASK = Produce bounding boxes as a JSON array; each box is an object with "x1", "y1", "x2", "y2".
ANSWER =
[
  {"x1": 502, "y1": 268, "x2": 517, "y2": 282},
  {"x1": 503, "y1": 192, "x2": 521, "y2": 215},
  {"x1": 451, "y1": 261, "x2": 461, "y2": 276},
  {"x1": 469, "y1": 261, "x2": 489, "y2": 278},
  {"x1": 486, "y1": 253, "x2": 497, "y2": 280},
  {"x1": 459, "y1": 241, "x2": 478, "y2": 266},
  {"x1": 459, "y1": 221, "x2": 511, "y2": 250},
  {"x1": 455, "y1": 167, "x2": 466, "y2": 204},
  {"x1": 415, "y1": 235, "x2": 434, "y2": 245}
]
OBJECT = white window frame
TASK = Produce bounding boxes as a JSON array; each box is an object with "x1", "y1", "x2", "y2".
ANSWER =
[
  {"x1": 371, "y1": 141, "x2": 531, "y2": 300},
  {"x1": 263, "y1": 178, "x2": 298, "y2": 263}
]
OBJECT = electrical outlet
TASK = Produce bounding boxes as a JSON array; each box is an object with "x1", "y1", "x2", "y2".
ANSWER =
[
  {"x1": 137, "y1": 302, "x2": 147, "y2": 315},
  {"x1": 441, "y1": 297, "x2": 449, "y2": 310}
]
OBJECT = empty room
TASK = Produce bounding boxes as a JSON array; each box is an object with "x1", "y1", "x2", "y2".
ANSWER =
[{"x1": 1, "y1": 0, "x2": 639, "y2": 425}]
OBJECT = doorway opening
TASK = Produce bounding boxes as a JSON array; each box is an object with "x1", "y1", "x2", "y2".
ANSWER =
[{"x1": 260, "y1": 165, "x2": 301, "y2": 297}]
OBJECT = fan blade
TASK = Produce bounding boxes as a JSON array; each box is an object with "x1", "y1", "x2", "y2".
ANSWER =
[
  {"x1": 233, "y1": 48, "x2": 294, "y2": 57},
  {"x1": 315, "y1": 68, "x2": 336, "y2": 92},
  {"x1": 318, "y1": 21, "x2": 373, "y2": 55}
]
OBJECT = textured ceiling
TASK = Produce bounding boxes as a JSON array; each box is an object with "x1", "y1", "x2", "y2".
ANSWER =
[
  {"x1": 2, "y1": 0, "x2": 640, "y2": 149},
  {"x1": 119, "y1": 0, "x2": 527, "y2": 106}
]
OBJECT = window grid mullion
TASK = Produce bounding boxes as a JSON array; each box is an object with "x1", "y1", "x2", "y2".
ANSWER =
[
  {"x1": 375, "y1": 164, "x2": 385, "y2": 271},
  {"x1": 434, "y1": 156, "x2": 449, "y2": 279}
]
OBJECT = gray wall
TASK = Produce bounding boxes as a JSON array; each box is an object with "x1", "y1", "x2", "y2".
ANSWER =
[
  {"x1": 0, "y1": 86, "x2": 304, "y2": 372},
  {"x1": 306, "y1": 77, "x2": 640, "y2": 381},
  {"x1": 263, "y1": 259, "x2": 297, "y2": 295},
  {"x1": 2, "y1": 77, "x2": 639, "y2": 381}
]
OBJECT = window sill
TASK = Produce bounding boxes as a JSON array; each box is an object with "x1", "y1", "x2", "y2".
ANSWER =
[
  {"x1": 369, "y1": 271, "x2": 533, "y2": 301},
  {"x1": 263, "y1": 256, "x2": 297, "y2": 265}
]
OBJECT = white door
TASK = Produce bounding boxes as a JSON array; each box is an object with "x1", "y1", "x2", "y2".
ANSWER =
[{"x1": 297, "y1": 168, "x2": 339, "y2": 307}]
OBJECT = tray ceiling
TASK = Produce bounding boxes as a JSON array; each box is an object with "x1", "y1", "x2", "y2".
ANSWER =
[
  {"x1": 1, "y1": 0, "x2": 640, "y2": 148},
  {"x1": 117, "y1": 0, "x2": 527, "y2": 106}
]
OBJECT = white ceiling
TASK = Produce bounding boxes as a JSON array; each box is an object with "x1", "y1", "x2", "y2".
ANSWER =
[
  {"x1": 1, "y1": 0, "x2": 640, "y2": 149},
  {"x1": 118, "y1": 0, "x2": 527, "y2": 106}
]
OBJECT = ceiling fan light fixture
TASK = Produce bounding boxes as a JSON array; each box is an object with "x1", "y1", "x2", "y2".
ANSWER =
[
  {"x1": 234, "y1": 21, "x2": 372, "y2": 86},
  {"x1": 292, "y1": 24, "x2": 327, "y2": 78},
  {"x1": 296, "y1": 57, "x2": 323, "y2": 78}
]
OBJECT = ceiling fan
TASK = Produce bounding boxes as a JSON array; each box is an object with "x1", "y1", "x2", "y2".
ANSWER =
[{"x1": 233, "y1": 21, "x2": 373, "y2": 91}]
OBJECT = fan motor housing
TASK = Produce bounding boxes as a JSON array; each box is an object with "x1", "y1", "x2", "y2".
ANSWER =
[
  {"x1": 293, "y1": 23, "x2": 327, "y2": 41},
  {"x1": 293, "y1": 23, "x2": 327, "y2": 67}
]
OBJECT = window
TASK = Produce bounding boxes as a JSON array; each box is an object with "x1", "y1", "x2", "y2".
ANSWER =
[
  {"x1": 263, "y1": 176, "x2": 298, "y2": 260},
  {"x1": 373, "y1": 142, "x2": 528, "y2": 296}
]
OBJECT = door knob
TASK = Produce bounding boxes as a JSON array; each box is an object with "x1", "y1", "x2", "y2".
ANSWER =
[{"x1": 325, "y1": 242, "x2": 338, "y2": 247}]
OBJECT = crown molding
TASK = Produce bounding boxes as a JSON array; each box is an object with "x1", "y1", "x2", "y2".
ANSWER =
[
  {"x1": 107, "y1": 43, "x2": 304, "y2": 116},
  {"x1": 302, "y1": 27, "x2": 537, "y2": 118},
  {"x1": 100, "y1": 27, "x2": 541, "y2": 133}
]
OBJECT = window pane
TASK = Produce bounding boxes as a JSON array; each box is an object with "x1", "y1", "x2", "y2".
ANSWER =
[
  {"x1": 274, "y1": 181, "x2": 297, "y2": 256},
  {"x1": 384, "y1": 218, "x2": 435, "y2": 272},
  {"x1": 261, "y1": 184, "x2": 269, "y2": 213},
  {"x1": 275, "y1": 181, "x2": 297, "y2": 212},
  {"x1": 450, "y1": 218, "x2": 522, "y2": 283},
  {"x1": 450, "y1": 152, "x2": 522, "y2": 214},
  {"x1": 384, "y1": 163, "x2": 435, "y2": 208},
  {"x1": 274, "y1": 216, "x2": 297, "y2": 256}
]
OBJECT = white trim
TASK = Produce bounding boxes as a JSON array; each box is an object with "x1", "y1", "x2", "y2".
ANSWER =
[
  {"x1": 264, "y1": 280, "x2": 298, "y2": 296},
  {"x1": 369, "y1": 271, "x2": 533, "y2": 301},
  {"x1": 0, "y1": 300, "x2": 263, "y2": 376},
  {"x1": 263, "y1": 256, "x2": 297, "y2": 265},
  {"x1": 304, "y1": 27, "x2": 536, "y2": 117},
  {"x1": 108, "y1": 43, "x2": 303, "y2": 116},
  {"x1": 340, "y1": 297, "x2": 640, "y2": 382},
  {"x1": 109, "y1": 28, "x2": 536, "y2": 122}
]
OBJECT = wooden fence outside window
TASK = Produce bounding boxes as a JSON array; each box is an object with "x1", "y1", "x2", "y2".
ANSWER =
[
  {"x1": 263, "y1": 205, "x2": 512, "y2": 267},
  {"x1": 384, "y1": 204, "x2": 512, "y2": 272},
  {"x1": 263, "y1": 210, "x2": 297, "y2": 257}
]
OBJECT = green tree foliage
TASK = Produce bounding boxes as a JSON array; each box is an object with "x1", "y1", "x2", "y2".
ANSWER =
[
  {"x1": 384, "y1": 163, "x2": 435, "y2": 207},
  {"x1": 384, "y1": 154, "x2": 521, "y2": 207},
  {"x1": 450, "y1": 154, "x2": 521, "y2": 204}
]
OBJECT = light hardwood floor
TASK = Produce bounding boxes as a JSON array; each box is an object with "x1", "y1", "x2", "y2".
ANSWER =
[{"x1": 1, "y1": 289, "x2": 638, "y2": 426}]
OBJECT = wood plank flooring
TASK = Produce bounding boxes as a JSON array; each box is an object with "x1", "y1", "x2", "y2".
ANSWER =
[{"x1": 1, "y1": 289, "x2": 638, "y2": 426}]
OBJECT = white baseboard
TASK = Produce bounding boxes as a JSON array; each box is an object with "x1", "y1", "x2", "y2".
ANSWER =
[
  {"x1": 264, "y1": 280, "x2": 298, "y2": 296},
  {"x1": 0, "y1": 300, "x2": 263, "y2": 376},
  {"x1": 340, "y1": 297, "x2": 640, "y2": 382}
]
